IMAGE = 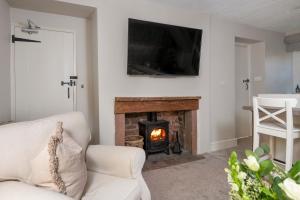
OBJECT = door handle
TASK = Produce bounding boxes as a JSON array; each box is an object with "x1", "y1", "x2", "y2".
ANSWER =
[
  {"x1": 243, "y1": 79, "x2": 250, "y2": 90},
  {"x1": 61, "y1": 78, "x2": 76, "y2": 99},
  {"x1": 67, "y1": 87, "x2": 70, "y2": 99},
  {"x1": 61, "y1": 80, "x2": 76, "y2": 86},
  {"x1": 243, "y1": 78, "x2": 250, "y2": 83},
  {"x1": 61, "y1": 81, "x2": 70, "y2": 86}
]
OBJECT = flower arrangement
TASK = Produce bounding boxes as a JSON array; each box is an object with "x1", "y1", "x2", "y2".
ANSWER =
[{"x1": 225, "y1": 144, "x2": 300, "y2": 200}]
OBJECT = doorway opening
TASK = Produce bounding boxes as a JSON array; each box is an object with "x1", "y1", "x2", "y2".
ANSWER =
[{"x1": 235, "y1": 37, "x2": 265, "y2": 146}]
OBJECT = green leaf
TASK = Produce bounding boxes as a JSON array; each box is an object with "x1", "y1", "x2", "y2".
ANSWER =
[
  {"x1": 294, "y1": 176, "x2": 300, "y2": 184},
  {"x1": 272, "y1": 177, "x2": 286, "y2": 200},
  {"x1": 261, "y1": 187, "x2": 276, "y2": 199},
  {"x1": 255, "y1": 147, "x2": 265, "y2": 157},
  {"x1": 261, "y1": 144, "x2": 270, "y2": 154},
  {"x1": 259, "y1": 160, "x2": 274, "y2": 176},
  {"x1": 273, "y1": 176, "x2": 283, "y2": 184},
  {"x1": 288, "y1": 161, "x2": 300, "y2": 179},
  {"x1": 273, "y1": 184, "x2": 286, "y2": 200}
]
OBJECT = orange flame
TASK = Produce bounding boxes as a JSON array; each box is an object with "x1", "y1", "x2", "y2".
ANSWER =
[{"x1": 150, "y1": 128, "x2": 166, "y2": 141}]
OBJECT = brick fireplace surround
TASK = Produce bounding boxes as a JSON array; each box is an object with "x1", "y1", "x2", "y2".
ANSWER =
[{"x1": 114, "y1": 96, "x2": 201, "y2": 155}]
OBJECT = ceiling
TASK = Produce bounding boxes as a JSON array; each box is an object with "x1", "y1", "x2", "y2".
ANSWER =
[
  {"x1": 7, "y1": 0, "x2": 300, "y2": 34},
  {"x1": 152, "y1": 0, "x2": 300, "y2": 34},
  {"x1": 7, "y1": 0, "x2": 95, "y2": 18}
]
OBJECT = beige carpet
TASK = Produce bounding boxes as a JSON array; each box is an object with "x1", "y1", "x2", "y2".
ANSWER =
[
  {"x1": 143, "y1": 152, "x2": 205, "y2": 171},
  {"x1": 143, "y1": 138, "x2": 251, "y2": 200}
]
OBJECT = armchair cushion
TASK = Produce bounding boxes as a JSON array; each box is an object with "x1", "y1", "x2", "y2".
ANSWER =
[
  {"x1": 86, "y1": 145, "x2": 145, "y2": 179},
  {"x1": 0, "y1": 181, "x2": 73, "y2": 200},
  {"x1": 82, "y1": 171, "x2": 141, "y2": 200}
]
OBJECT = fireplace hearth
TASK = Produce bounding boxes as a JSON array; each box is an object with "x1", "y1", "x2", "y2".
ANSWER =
[{"x1": 139, "y1": 112, "x2": 169, "y2": 157}]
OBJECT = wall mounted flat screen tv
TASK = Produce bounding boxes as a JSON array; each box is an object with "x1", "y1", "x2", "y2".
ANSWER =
[{"x1": 127, "y1": 19, "x2": 202, "y2": 76}]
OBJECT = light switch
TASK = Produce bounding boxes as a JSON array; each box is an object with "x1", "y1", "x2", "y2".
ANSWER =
[{"x1": 254, "y1": 76, "x2": 262, "y2": 82}]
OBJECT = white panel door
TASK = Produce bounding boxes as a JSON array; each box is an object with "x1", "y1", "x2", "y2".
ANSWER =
[
  {"x1": 235, "y1": 44, "x2": 252, "y2": 138},
  {"x1": 14, "y1": 26, "x2": 76, "y2": 121}
]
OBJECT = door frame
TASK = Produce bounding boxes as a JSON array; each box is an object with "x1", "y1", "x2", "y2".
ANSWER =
[
  {"x1": 235, "y1": 42, "x2": 253, "y2": 139},
  {"x1": 10, "y1": 24, "x2": 77, "y2": 121}
]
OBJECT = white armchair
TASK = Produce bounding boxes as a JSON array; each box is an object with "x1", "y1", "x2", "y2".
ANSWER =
[
  {"x1": 0, "y1": 112, "x2": 151, "y2": 200},
  {"x1": 82, "y1": 145, "x2": 151, "y2": 200}
]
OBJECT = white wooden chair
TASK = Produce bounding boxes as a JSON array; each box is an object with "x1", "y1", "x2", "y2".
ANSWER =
[{"x1": 253, "y1": 97, "x2": 300, "y2": 171}]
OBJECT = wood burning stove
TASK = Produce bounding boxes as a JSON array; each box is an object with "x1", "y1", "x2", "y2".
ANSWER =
[{"x1": 138, "y1": 112, "x2": 169, "y2": 157}]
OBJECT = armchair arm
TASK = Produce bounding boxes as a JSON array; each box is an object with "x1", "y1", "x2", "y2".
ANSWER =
[{"x1": 85, "y1": 145, "x2": 146, "y2": 179}]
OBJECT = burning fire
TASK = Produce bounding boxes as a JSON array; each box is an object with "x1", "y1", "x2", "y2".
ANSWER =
[{"x1": 150, "y1": 128, "x2": 166, "y2": 141}]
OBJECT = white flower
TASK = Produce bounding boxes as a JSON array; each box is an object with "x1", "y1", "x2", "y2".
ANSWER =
[
  {"x1": 238, "y1": 171, "x2": 247, "y2": 180},
  {"x1": 225, "y1": 168, "x2": 234, "y2": 184},
  {"x1": 227, "y1": 173, "x2": 233, "y2": 183},
  {"x1": 231, "y1": 183, "x2": 239, "y2": 192},
  {"x1": 244, "y1": 155, "x2": 260, "y2": 172},
  {"x1": 279, "y1": 178, "x2": 300, "y2": 200}
]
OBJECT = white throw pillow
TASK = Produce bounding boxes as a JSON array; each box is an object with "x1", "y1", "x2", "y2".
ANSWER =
[
  {"x1": 28, "y1": 122, "x2": 87, "y2": 200},
  {"x1": 0, "y1": 112, "x2": 91, "y2": 183}
]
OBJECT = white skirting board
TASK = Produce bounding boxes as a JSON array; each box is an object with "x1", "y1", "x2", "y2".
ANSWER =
[
  {"x1": 210, "y1": 138, "x2": 238, "y2": 152},
  {"x1": 0, "y1": 121, "x2": 12, "y2": 126}
]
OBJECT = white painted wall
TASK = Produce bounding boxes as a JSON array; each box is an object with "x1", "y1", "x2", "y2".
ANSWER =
[
  {"x1": 95, "y1": 0, "x2": 211, "y2": 154},
  {"x1": 46, "y1": 0, "x2": 293, "y2": 153},
  {"x1": 210, "y1": 17, "x2": 236, "y2": 150},
  {"x1": 0, "y1": 0, "x2": 11, "y2": 123},
  {"x1": 10, "y1": 8, "x2": 99, "y2": 140},
  {"x1": 59, "y1": 0, "x2": 212, "y2": 153},
  {"x1": 210, "y1": 17, "x2": 291, "y2": 150}
]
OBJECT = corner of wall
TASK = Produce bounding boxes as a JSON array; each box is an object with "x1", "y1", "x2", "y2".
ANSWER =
[{"x1": 0, "y1": 0, "x2": 11, "y2": 123}]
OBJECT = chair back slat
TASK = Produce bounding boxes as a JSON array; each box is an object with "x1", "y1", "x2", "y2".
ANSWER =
[
  {"x1": 253, "y1": 97, "x2": 298, "y2": 132},
  {"x1": 258, "y1": 107, "x2": 286, "y2": 125}
]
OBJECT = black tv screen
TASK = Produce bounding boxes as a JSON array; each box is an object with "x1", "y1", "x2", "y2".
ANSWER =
[{"x1": 127, "y1": 19, "x2": 202, "y2": 76}]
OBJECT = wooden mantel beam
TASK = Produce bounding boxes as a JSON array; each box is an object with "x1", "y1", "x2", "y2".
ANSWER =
[{"x1": 115, "y1": 96, "x2": 201, "y2": 114}]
